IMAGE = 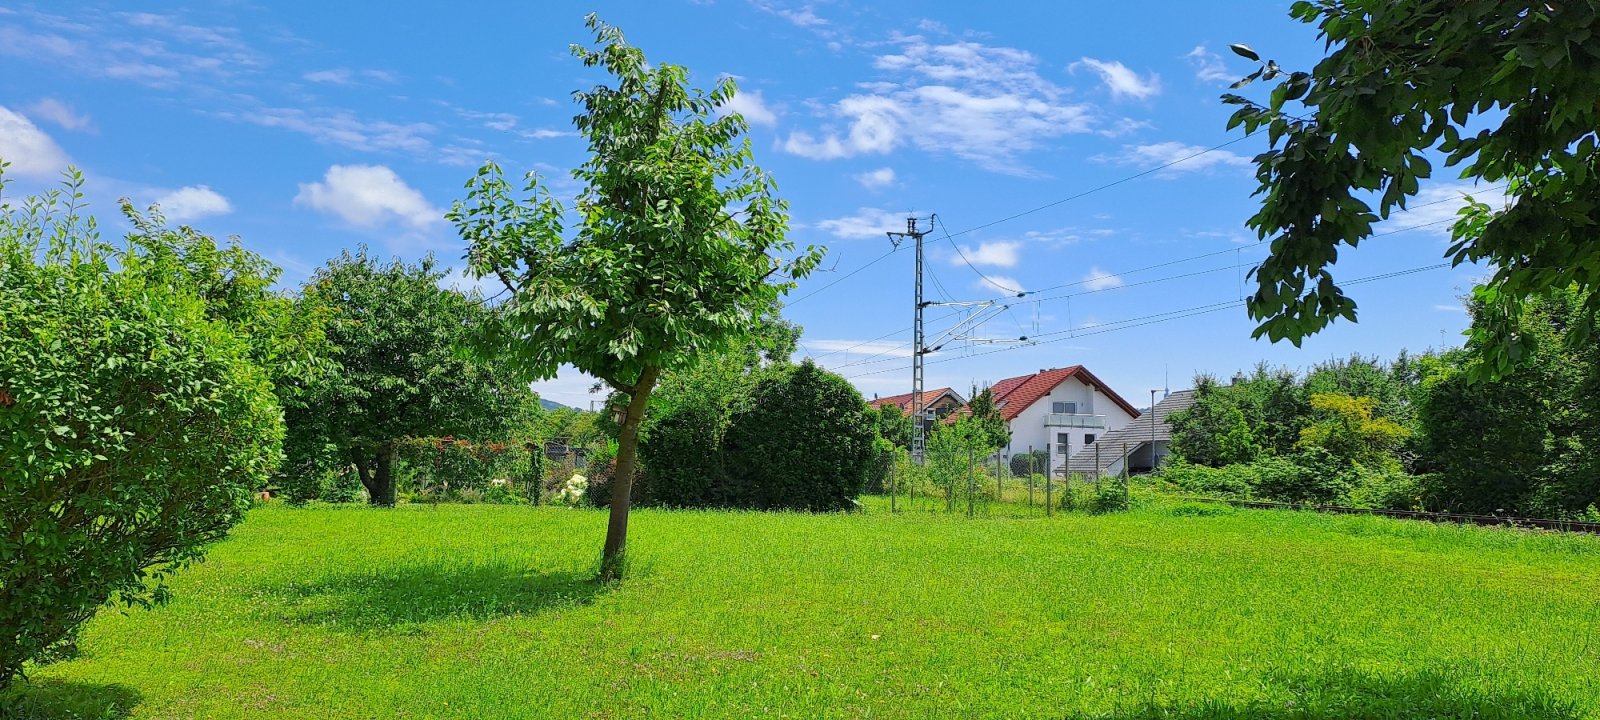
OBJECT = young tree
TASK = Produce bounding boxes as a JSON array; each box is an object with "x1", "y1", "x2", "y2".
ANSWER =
[
  {"x1": 965, "y1": 387, "x2": 1010, "y2": 452},
  {"x1": 294, "y1": 249, "x2": 532, "y2": 506},
  {"x1": 1222, "y1": 1, "x2": 1600, "y2": 376},
  {"x1": 450, "y1": 16, "x2": 822, "y2": 580}
]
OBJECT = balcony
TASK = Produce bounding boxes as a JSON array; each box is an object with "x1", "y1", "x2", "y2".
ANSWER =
[{"x1": 1044, "y1": 413, "x2": 1106, "y2": 429}]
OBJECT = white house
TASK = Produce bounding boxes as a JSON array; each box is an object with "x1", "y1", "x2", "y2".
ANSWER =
[{"x1": 976, "y1": 366, "x2": 1141, "y2": 474}]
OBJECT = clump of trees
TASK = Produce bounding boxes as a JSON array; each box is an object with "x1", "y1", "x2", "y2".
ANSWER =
[
  {"x1": 0, "y1": 175, "x2": 293, "y2": 688},
  {"x1": 1166, "y1": 288, "x2": 1600, "y2": 518}
]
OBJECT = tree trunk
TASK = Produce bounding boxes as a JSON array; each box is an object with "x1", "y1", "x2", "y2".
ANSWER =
[
  {"x1": 372, "y1": 442, "x2": 399, "y2": 507},
  {"x1": 352, "y1": 450, "x2": 376, "y2": 502},
  {"x1": 599, "y1": 366, "x2": 659, "y2": 582}
]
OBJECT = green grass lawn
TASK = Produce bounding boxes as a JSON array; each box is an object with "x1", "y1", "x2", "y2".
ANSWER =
[{"x1": 11, "y1": 499, "x2": 1600, "y2": 719}]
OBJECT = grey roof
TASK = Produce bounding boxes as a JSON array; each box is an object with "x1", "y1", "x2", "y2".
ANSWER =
[{"x1": 1062, "y1": 390, "x2": 1196, "y2": 476}]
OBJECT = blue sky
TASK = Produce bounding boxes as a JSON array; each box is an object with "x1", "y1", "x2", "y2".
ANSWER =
[{"x1": 0, "y1": 2, "x2": 1496, "y2": 409}]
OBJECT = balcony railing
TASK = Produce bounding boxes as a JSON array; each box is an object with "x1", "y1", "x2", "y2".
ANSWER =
[{"x1": 1043, "y1": 413, "x2": 1106, "y2": 429}]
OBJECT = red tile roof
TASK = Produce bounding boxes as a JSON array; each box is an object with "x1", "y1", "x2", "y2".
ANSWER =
[
  {"x1": 867, "y1": 387, "x2": 962, "y2": 413},
  {"x1": 985, "y1": 366, "x2": 1141, "y2": 421}
]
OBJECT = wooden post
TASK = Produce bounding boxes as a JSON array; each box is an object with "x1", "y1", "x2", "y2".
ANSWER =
[
  {"x1": 1028, "y1": 445, "x2": 1035, "y2": 508},
  {"x1": 967, "y1": 445, "x2": 976, "y2": 518},
  {"x1": 1045, "y1": 443, "x2": 1054, "y2": 518},
  {"x1": 1095, "y1": 443, "x2": 1102, "y2": 491},
  {"x1": 996, "y1": 453, "x2": 1003, "y2": 500},
  {"x1": 890, "y1": 459, "x2": 897, "y2": 514}
]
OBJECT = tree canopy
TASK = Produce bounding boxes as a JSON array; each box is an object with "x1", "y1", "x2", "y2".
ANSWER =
[
  {"x1": 1225, "y1": 1, "x2": 1600, "y2": 377},
  {"x1": 291, "y1": 248, "x2": 532, "y2": 506},
  {"x1": 450, "y1": 15, "x2": 822, "y2": 579}
]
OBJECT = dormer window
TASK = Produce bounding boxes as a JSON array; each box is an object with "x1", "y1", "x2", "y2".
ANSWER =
[{"x1": 1051, "y1": 401, "x2": 1078, "y2": 414}]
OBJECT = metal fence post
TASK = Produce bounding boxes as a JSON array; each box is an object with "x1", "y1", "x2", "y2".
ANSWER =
[{"x1": 1045, "y1": 444, "x2": 1054, "y2": 518}]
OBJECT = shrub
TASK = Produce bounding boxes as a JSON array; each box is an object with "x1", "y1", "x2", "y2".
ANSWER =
[
  {"x1": 1009, "y1": 451, "x2": 1050, "y2": 478},
  {"x1": 1250, "y1": 449, "x2": 1351, "y2": 505},
  {"x1": 720, "y1": 362, "x2": 879, "y2": 511},
  {"x1": 397, "y1": 436, "x2": 533, "y2": 498},
  {"x1": 1345, "y1": 464, "x2": 1424, "y2": 511},
  {"x1": 1156, "y1": 460, "x2": 1255, "y2": 498},
  {"x1": 1089, "y1": 480, "x2": 1132, "y2": 514},
  {"x1": 0, "y1": 179, "x2": 283, "y2": 688}
]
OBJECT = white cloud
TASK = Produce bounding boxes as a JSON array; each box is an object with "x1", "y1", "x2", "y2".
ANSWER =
[
  {"x1": 1095, "y1": 141, "x2": 1251, "y2": 176},
  {"x1": 1184, "y1": 46, "x2": 1235, "y2": 84},
  {"x1": 816, "y1": 207, "x2": 912, "y2": 239},
  {"x1": 304, "y1": 68, "x2": 397, "y2": 85},
  {"x1": 1382, "y1": 182, "x2": 1513, "y2": 235},
  {"x1": 152, "y1": 185, "x2": 232, "y2": 222},
  {"x1": 854, "y1": 167, "x2": 895, "y2": 189},
  {"x1": 0, "y1": 8, "x2": 262, "y2": 89},
  {"x1": 719, "y1": 89, "x2": 778, "y2": 126},
  {"x1": 1071, "y1": 58, "x2": 1161, "y2": 100},
  {"x1": 805, "y1": 339, "x2": 916, "y2": 358},
  {"x1": 294, "y1": 164, "x2": 441, "y2": 230},
  {"x1": 952, "y1": 241, "x2": 1020, "y2": 268},
  {"x1": 1433, "y1": 303, "x2": 1466, "y2": 314},
  {"x1": 220, "y1": 105, "x2": 437, "y2": 156},
  {"x1": 519, "y1": 128, "x2": 574, "y2": 140},
  {"x1": 0, "y1": 106, "x2": 70, "y2": 178},
  {"x1": 975, "y1": 274, "x2": 1024, "y2": 294},
  {"x1": 751, "y1": 1, "x2": 828, "y2": 28},
  {"x1": 27, "y1": 98, "x2": 93, "y2": 131},
  {"x1": 1082, "y1": 267, "x2": 1123, "y2": 291},
  {"x1": 782, "y1": 38, "x2": 1097, "y2": 173}
]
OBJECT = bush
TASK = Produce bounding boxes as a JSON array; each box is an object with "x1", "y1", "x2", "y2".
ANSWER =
[
  {"x1": 719, "y1": 362, "x2": 878, "y2": 511},
  {"x1": 1156, "y1": 460, "x2": 1256, "y2": 498},
  {"x1": 1345, "y1": 464, "x2": 1424, "y2": 511},
  {"x1": 1089, "y1": 480, "x2": 1132, "y2": 514},
  {"x1": 397, "y1": 436, "x2": 535, "y2": 499},
  {"x1": 1250, "y1": 449, "x2": 1351, "y2": 505},
  {"x1": 0, "y1": 181, "x2": 283, "y2": 688},
  {"x1": 1009, "y1": 451, "x2": 1050, "y2": 478}
]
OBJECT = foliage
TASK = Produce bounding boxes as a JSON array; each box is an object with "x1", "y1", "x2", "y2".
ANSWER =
[
  {"x1": 450, "y1": 15, "x2": 822, "y2": 578},
  {"x1": 872, "y1": 403, "x2": 912, "y2": 449},
  {"x1": 23, "y1": 503, "x2": 1600, "y2": 717},
  {"x1": 0, "y1": 173, "x2": 283, "y2": 688},
  {"x1": 964, "y1": 387, "x2": 1010, "y2": 451},
  {"x1": 924, "y1": 415, "x2": 1001, "y2": 511},
  {"x1": 1168, "y1": 377, "x2": 1262, "y2": 466},
  {"x1": 291, "y1": 248, "x2": 532, "y2": 506},
  {"x1": 1223, "y1": 1, "x2": 1600, "y2": 377},
  {"x1": 719, "y1": 361, "x2": 878, "y2": 511},
  {"x1": 1296, "y1": 393, "x2": 1410, "y2": 469},
  {"x1": 1008, "y1": 450, "x2": 1049, "y2": 478},
  {"x1": 397, "y1": 436, "x2": 536, "y2": 500},
  {"x1": 1414, "y1": 287, "x2": 1599, "y2": 515}
]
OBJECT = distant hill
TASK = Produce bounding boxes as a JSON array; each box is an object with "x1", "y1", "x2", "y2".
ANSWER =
[{"x1": 539, "y1": 398, "x2": 572, "y2": 412}]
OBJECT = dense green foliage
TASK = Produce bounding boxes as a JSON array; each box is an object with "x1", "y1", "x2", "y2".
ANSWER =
[
  {"x1": 288, "y1": 249, "x2": 532, "y2": 506},
  {"x1": 1414, "y1": 288, "x2": 1600, "y2": 516},
  {"x1": 642, "y1": 355, "x2": 877, "y2": 512},
  {"x1": 450, "y1": 15, "x2": 822, "y2": 577},
  {"x1": 11, "y1": 503, "x2": 1600, "y2": 718},
  {"x1": 1166, "y1": 356, "x2": 1428, "y2": 508},
  {"x1": 396, "y1": 437, "x2": 538, "y2": 503},
  {"x1": 1225, "y1": 1, "x2": 1600, "y2": 377},
  {"x1": 1168, "y1": 291, "x2": 1600, "y2": 517},
  {"x1": 0, "y1": 177, "x2": 284, "y2": 688},
  {"x1": 721, "y1": 362, "x2": 878, "y2": 511}
]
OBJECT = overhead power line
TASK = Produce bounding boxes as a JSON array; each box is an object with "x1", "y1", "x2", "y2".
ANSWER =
[{"x1": 845, "y1": 262, "x2": 1453, "y2": 380}]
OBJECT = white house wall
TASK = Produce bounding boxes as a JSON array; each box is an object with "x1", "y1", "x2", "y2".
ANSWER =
[{"x1": 1002, "y1": 377, "x2": 1136, "y2": 471}]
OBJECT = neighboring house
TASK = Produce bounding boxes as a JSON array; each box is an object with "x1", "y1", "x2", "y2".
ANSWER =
[
  {"x1": 868, "y1": 387, "x2": 967, "y2": 418},
  {"x1": 976, "y1": 366, "x2": 1142, "y2": 472},
  {"x1": 1065, "y1": 389, "x2": 1196, "y2": 479}
]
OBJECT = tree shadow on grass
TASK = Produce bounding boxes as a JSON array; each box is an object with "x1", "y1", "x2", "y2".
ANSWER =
[
  {"x1": 0, "y1": 680, "x2": 141, "y2": 720},
  {"x1": 263, "y1": 561, "x2": 609, "y2": 631},
  {"x1": 1081, "y1": 667, "x2": 1585, "y2": 720}
]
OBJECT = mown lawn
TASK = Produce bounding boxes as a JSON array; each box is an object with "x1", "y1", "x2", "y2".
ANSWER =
[{"x1": 10, "y1": 499, "x2": 1600, "y2": 719}]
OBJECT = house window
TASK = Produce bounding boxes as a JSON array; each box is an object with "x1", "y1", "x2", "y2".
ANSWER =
[
  {"x1": 1056, "y1": 432, "x2": 1071, "y2": 453},
  {"x1": 1051, "y1": 401, "x2": 1078, "y2": 414},
  {"x1": 1085, "y1": 433, "x2": 1096, "y2": 445}
]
